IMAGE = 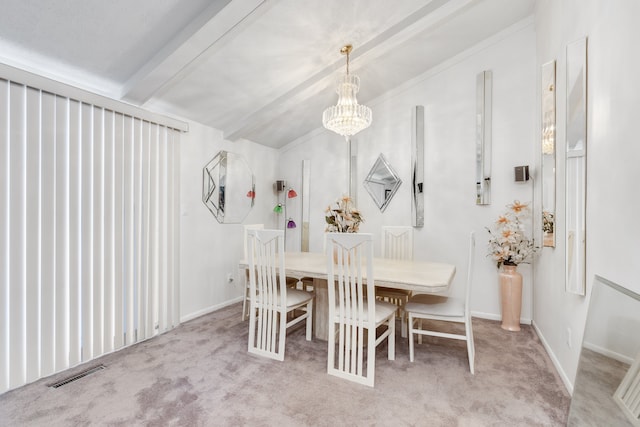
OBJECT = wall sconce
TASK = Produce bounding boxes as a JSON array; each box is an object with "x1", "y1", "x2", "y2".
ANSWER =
[{"x1": 274, "y1": 180, "x2": 299, "y2": 249}]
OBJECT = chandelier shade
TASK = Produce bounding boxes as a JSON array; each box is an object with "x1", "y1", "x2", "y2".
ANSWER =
[{"x1": 322, "y1": 45, "x2": 372, "y2": 138}]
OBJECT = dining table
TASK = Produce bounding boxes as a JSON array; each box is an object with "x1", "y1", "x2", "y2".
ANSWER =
[{"x1": 238, "y1": 251, "x2": 456, "y2": 341}]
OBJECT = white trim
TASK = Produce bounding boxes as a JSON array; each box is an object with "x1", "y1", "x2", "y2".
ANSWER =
[
  {"x1": 180, "y1": 296, "x2": 243, "y2": 323},
  {"x1": 533, "y1": 320, "x2": 574, "y2": 394},
  {"x1": 582, "y1": 341, "x2": 634, "y2": 365},
  {"x1": 0, "y1": 63, "x2": 189, "y2": 132}
]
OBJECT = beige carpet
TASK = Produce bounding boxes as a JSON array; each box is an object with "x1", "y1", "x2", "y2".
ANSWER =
[{"x1": 0, "y1": 303, "x2": 570, "y2": 426}]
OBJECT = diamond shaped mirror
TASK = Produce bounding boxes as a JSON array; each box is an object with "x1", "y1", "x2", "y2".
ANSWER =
[{"x1": 363, "y1": 154, "x2": 402, "y2": 212}]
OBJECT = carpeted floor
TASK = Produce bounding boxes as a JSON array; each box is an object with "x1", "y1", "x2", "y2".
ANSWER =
[{"x1": 0, "y1": 303, "x2": 570, "y2": 426}]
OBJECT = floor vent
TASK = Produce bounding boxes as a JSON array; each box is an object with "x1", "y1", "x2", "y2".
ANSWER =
[{"x1": 48, "y1": 364, "x2": 106, "y2": 388}]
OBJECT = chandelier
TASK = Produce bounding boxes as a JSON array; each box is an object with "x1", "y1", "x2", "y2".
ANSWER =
[{"x1": 322, "y1": 45, "x2": 372, "y2": 138}]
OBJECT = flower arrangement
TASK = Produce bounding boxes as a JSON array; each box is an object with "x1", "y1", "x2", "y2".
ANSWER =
[
  {"x1": 487, "y1": 200, "x2": 537, "y2": 268},
  {"x1": 542, "y1": 210, "x2": 554, "y2": 234},
  {"x1": 325, "y1": 196, "x2": 363, "y2": 233}
]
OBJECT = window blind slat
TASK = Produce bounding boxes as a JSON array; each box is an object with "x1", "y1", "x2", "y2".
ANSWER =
[
  {"x1": 103, "y1": 110, "x2": 114, "y2": 353},
  {"x1": 158, "y1": 127, "x2": 167, "y2": 333},
  {"x1": 68, "y1": 99, "x2": 82, "y2": 367},
  {"x1": 113, "y1": 113, "x2": 124, "y2": 350},
  {"x1": 135, "y1": 119, "x2": 145, "y2": 341},
  {"x1": 165, "y1": 129, "x2": 175, "y2": 329},
  {"x1": 92, "y1": 106, "x2": 104, "y2": 358},
  {"x1": 9, "y1": 82, "x2": 26, "y2": 388},
  {"x1": 172, "y1": 129, "x2": 181, "y2": 327},
  {"x1": 141, "y1": 120, "x2": 151, "y2": 340},
  {"x1": 25, "y1": 87, "x2": 41, "y2": 382},
  {"x1": 124, "y1": 116, "x2": 135, "y2": 345},
  {"x1": 40, "y1": 91, "x2": 56, "y2": 378},
  {"x1": 80, "y1": 102, "x2": 94, "y2": 362},
  {"x1": 0, "y1": 79, "x2": 9, "y2": 393},
  {"x1": 148, "y1": 123, "x2": 158, "y2": 338},
  {"x1": 54, "y1": 95, "x2": 69, "y2": 372}
]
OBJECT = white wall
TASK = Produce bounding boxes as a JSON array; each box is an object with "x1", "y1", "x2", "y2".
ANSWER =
[
  {"x1": 179, "y1": 121, "x2": 279, "y2": 321},
  {"x1": 279, "y1": 21, "x2": 537, "y2": 320},
  {"x1": 533, "y1": 0, "x2": 640, "y2": 392}
]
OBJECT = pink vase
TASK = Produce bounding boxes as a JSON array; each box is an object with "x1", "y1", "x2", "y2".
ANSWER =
[{"x1": 499, "y1": 265, "x2": 522, "y2": 331}]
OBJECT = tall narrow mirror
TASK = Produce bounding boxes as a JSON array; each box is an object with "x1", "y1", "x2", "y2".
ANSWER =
[
  {"x1": 202, "y1": 150, "x2": 255, "y2": 224},
  {"x1": 363, "y1": 154, "x2": 402, "y2": 212},
  {"x1": 568, "y1": 275, "x2": 640, "y2": 426},
  {"x1": 541, "y1": 60, "x2": 556, "y2": 247},
  {"x1": 412, "y1": 105, "x2": 424, "y2": 227},
  {"x1": 565, "y1": 37, "x2": 587, "y2": 295},
  {"x1": 301, "y1": 160, "x2": 310, "y2": 251},
  {"x1": 476, "y1": 70, "x2": 492, "y2": 205}
]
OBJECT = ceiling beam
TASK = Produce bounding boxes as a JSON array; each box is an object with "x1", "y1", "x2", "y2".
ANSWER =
[{"x1": 121, "y1": 0, "x2": 269, "y2": 105}]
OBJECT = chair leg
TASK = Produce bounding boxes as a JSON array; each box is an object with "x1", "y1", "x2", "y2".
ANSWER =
[
  {"x1": 408, "y1": 314, "x2": 415, "y2": 362},
  {"x1": 242, "y1": 287, "x2": 249, "y2": 321},
  {"x1": 305, "y1": 300, "x2": 313, "y2": 341},
  {"x1": 277, "y1": 310, "x2": 286, "y2": 361},
  {"x1": 388, "y1": 313, "x2": 395, "y2": 360},
  {"x1": 366, "y1": 326, "x2": 376, "y2": 387},
  {"x1": 242, "y1": 270, "x2": 250, "y2": 321},
  {"x1": 466, "y1": 318, "x2": 475, "y2": 374}
]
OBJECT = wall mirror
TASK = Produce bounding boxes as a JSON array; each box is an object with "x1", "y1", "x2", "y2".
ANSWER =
[
  {"x1": 568, "y1": 275, "x2": 640, "y2": 426},
  {"x1": 412, "y1": 105, "x2": 425, "y2": 227},
  {"x1": 565, "y1": 37, "x2": 587, "y2": 295},
  {"x1": 363, "y1": 154, "x2": 402, "y2": 212},
  {"x1": 301, "y1": 159, "x2": 310, "y2": 251},
  {"x1": 541, "y1": 60, "x2": 557, "y2": 248},
  {"x1": 202, "y1": 150, "x2": 255, "y2": 224},
  {"x1": 476, "y1": 70, "x2": 492, "y2": 205}
]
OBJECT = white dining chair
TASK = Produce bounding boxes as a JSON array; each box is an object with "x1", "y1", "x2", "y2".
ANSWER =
[
  {"x1": 247, "y1": 229, "x2": 313, "y2": 361},
  {"x1": 377, "y1": 226, "x2": 413, "y2": 337},
  {"x1": 405, "y1": 231, "x2": 476, "y2": 374},
  {"x1": 381, "y1": 226, "x2": 414, "y2": 261},
  {"x1": 242, "y1": 224, "x2": 264, "y2": 321},
  {"x1": 242, "y1": 224, "x2": 311, "y2": 321},
  {"x1": 326, "y1": 232, "x2": 396, "y2": 387}
]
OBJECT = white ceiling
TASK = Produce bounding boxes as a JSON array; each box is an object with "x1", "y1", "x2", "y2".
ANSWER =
[{"x1": 0, "y1": 0, "x2": 534, "y2": 148}]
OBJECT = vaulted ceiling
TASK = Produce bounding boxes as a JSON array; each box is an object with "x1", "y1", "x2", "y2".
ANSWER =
[{"x1": 0, "y1": 0, "x2": 534, "y2": 148}]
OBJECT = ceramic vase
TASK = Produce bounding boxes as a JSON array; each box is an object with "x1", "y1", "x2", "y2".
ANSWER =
[{"x1": 499, "y1": 264, "x2": 522, "y2": 331}]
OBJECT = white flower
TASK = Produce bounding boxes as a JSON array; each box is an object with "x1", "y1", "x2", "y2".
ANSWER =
[{"x1": 486, "y1": 200, "x2": 538, "y2": 268}]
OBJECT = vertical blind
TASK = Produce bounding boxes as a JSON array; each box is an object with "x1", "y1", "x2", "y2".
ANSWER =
[{"x1": 0, "y1": 78, "x2": 181, "y2": 393}]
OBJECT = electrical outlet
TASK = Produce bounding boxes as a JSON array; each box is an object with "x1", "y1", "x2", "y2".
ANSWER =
[
  {"x1": 226, "y1": 273, "x2": 234, "y2": 283},
  {"x1": 566, "y1": 328, "x2": 572, "y2": 348}
]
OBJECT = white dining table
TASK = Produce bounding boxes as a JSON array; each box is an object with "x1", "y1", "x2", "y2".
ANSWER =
[{"x1": 238, "y1": 251, "x2": 456, "y2": 340}]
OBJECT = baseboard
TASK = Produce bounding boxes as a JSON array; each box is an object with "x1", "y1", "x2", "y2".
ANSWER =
[
  {"x1": 532, "y1": 320, "x2": 574, "y2": 394},
  {"x1": 180, "y1": 296, "x2": 243, "y2": 323},
  {"x1": 583, "y1": 341, "x2": 634, "y2": 365},
  {"x1": 470, "y1": 310, "x2": 532, "y2": 325}
]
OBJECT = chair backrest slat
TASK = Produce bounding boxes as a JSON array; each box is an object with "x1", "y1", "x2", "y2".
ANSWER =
[
  {"x1": 243, "y1": 224, "x2": 264, "y2": 260},
  {"x1": 382, "y1": 226, "x2": 413, "y2": 261}
]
